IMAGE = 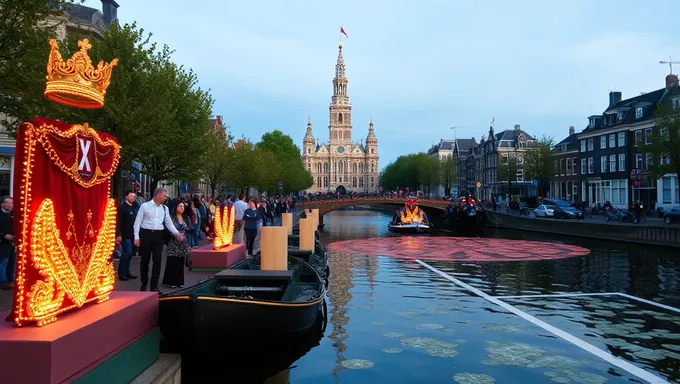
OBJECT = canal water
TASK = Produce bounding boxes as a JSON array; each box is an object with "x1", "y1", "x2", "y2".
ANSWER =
[{"x1": 218, "y1": 210, "x2": 680, "y2": 384}]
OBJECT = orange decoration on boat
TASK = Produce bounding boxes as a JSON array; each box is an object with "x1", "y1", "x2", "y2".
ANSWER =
[{"x1": 213, "y1": 206, "x2": 235, "y2": 250}]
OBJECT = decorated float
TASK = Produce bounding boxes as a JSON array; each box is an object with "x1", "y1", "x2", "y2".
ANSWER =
[{"x1": 388, "y1": 199, "x2": 431, "y2": 234}]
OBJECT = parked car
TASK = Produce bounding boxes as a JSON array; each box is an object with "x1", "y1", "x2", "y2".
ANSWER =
[
  {"x1": 535, "y1": 204, "x2": 555, "y2": 217},
  {"x1": 663, "y1": 207, "x2": 680, "y2": 224},
  {"x1": 553, "y1": 206, "x2": 583, "y2": 219}
]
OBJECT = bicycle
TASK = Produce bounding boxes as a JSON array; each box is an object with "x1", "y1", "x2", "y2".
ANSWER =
[{"x1": 583, "y1": 207, "x2": 593, "y2": 219}]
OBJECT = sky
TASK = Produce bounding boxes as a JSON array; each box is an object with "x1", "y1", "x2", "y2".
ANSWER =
[{"x1": 83, "y1": 0, "x2": 680, "y2": 170}]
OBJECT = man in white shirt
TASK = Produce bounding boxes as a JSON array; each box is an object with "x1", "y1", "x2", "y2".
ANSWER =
[
  {"x1": 134, "y1": 188, "x2": 184, "y2": 292},
  {"x1": 233, "y1": 193, "x2": 247, "y2": 244}
]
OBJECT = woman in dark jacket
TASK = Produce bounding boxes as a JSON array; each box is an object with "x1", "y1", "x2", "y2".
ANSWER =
[
  {"x1": 162, "y1": 202, "x2": 191, "y2": 288},
  {"x1": 243, "y1": 199, "x2": 262, "y2": 256}
]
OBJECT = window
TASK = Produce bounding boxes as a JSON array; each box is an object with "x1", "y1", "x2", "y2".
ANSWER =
[
  {"x1": 600, "y1": 136, "x2": 606, "y2": 149},
  {"x1": 572, "y1": 157, "x2": 578, "y2": 175},
  {"x1": 588, "y1": 157, "x2": 594, "y2": 174},
  {"x1": 554, "y1": 160, "x2": 559, "y2": 176},
  {"x1": 566, "y1": 158, "x2": 572, "y2": 175},
  {"x1": 635, "y1": 130, "x2": 642, "y2": 146},
  {"x1": 587, "y1": 138, "x2": 594, "y2": 151},
  {"x1": 580, "y1": 140, "x2": 586, "y2": 152},
  {"x1": 617, "y1": 112, "x2": 623, "y2": 121},
  {"x1": 560, "y1": 159, "x2": 565, "y2": 175},
  {"x1": 516, "y1": 169, "x2": 523, "y2": 182},
  {"x1": 618, "y1": 154, "x2": 625, "y2": 171},
  {"x1": 662, "y1": 177, "x2": 672, "y2": 204},
  {"x1": 581, "y1": 158, "x2": 587, "y2": 174},
  {"x1": 589, "y1": 119, "x2": 595, "y2": 129},
  {"x1": 636, "y1": 107, "x2": 643, "y2": 119},
  {"x1": 618, "y1": 132, "x2": 625, "y2": 147},
  {"x1": 673, "y1": 97, "x2": 680, "y2": 109},
  {"x1": 636, "y1": 153, "x2": 643, "y2": 169},
  {"x1": 645, "y1": 153, "x2": 653, "y2": 170},
  {"x1": 608, "y1": 134, "x2": 615, "y2": 148},
  {"x1": 501, "y1": 154, "x2": 508, "y2": 165},
  {"x1": 661, "y1": 153, "x2": 671, "y2": 165},
  {"x1": 611, "y1": 180, "x2": 627, "y2": 205},
  {"x1": 610, "y1": 155, "x2": 616, "y2": 172},
  {"x1": 644, "y1": 128, "x2": 652, "y2": 145},
  {"x1": 316, "y1": 177, "x2": 321, "y2": 188},
  {"x1": 601, "y1": 156, "x2": 608, "y2": 173}
]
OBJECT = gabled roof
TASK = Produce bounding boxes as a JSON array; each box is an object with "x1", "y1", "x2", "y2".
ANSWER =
[
  {"x1": 581, "y1": 87, "x2": 674, "y2": 133},
  {"x1": 63, "y1": 3, "x2": 104, "y2": 25},
  {"x1": 554, "y1": 133, "x2": 579, "y2": 153},
  {"x1": 494, "y1": 129, "x2": 536, "y2": 148}
]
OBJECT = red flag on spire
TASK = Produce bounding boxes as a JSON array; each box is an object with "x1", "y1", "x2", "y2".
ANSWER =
[{"x1": 340, "y1": 27, "x2": 348, "y2": 38}]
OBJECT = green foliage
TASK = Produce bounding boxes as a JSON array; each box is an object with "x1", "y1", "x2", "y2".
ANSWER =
[
  {"x1": 439, "y1": 155, "x2": 455, "y2": 194},
  {"x1": 200, "y1": 123, "x2": 232, "y2": 197},
  {"x1": 380, "y1": 153, "x2": 442, "y2": 192},
  {"x1": 498, "y1": 154, "x2": 521, "y2": 194},
  {"x1": 523, "y1": 135, "x2": 555, "y2": 196},
  {"x1": 640, "y1": 102, "x2": 680, "y2": 181},
  {"x1": 0, "y1": 0, "x2": 82, "y2": 130},
  {"x1": 255, "y1": 129, "x2": 313, "y2": 192}
]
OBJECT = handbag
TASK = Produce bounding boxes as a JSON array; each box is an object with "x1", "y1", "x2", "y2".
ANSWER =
[{"x1": 162, "y1": 205, "x2": 173, "y2": 245}]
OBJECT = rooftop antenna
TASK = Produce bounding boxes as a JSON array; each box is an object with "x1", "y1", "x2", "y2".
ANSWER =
[
  {"x1": 450, "y1": 126, "x2": 463, "y2": 140},
  {"x1": 660, "y1": 56, "x2": 680, "y2": 75}
]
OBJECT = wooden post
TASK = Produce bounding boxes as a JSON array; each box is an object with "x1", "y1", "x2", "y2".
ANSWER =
[
  {"x1": 310, "y1": 208, "x2": 320, "y2": 228},
  {"x1": 281, "y1": 212, "x2": 293, "y2": 235},
  {"x1": 299, "y1": 218, "x2": 315, "y2": 251},
  {"x1": 260, "y1": 226, "x2": 288, "y2": 271}
]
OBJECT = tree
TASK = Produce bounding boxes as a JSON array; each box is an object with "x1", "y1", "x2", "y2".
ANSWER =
[
  {"x1": 640, "y1": 102, "x2": 680, "y2": 182},
  {"x1": 523, "y1": 135, "x2": 555, "y2": 197},
  {"x1": 418, "y1": 155, "x2": 440, "y2": 195},
  {"x1": 255, "y1": 129, "x2": 312, "y2": 192},
  {"x1": 200, "y1": 124, "x2": 233, "y2": 198},
  {"x1": 0, "y1": 0, "x2": 81, "y2": 131},
  {"x1": 439, "y1": 155, "x2": 455, "y2": 195},
  {"x1": 380, "y1": 152, "x2": 435, "y2": 192},
  {"x1": 498, "y1": 154, "x2": 521, "y2": 197}
]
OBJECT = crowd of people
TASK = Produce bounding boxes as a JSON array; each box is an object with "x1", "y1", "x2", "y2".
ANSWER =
[{"x1": 115, "y1": 188, "x2": 298, "y2": 293}]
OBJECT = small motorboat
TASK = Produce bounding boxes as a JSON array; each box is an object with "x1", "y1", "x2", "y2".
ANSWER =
[
  {"x1": 446, "y1": 193, "x2": 486, "y2": 236},
  {"x1": 388, "y1": 199, "x2": 432, "y2": 234},
  {"x1": 158, "y1": 256, "x2": 326, "y2": 352}
]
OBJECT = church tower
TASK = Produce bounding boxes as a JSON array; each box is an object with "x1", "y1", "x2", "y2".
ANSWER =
[
  {"x1": 365, "y1": 118, "x2": 379, "y2": 190},
  {"x1": 329, "y1": 42, "x2": 352, "y2": 148},
  {"x1": 303, "y1": 117, "x2": 315, "y2": 157}
]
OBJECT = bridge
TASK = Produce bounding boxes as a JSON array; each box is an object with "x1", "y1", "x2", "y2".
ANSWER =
[{"x1": 297, "y1": 198, "x2": 449, "y2": 217}]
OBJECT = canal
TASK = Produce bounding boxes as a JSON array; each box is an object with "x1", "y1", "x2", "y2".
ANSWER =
[{"x1": 219, "y1": 210, "x2": 680, "y2": 383}]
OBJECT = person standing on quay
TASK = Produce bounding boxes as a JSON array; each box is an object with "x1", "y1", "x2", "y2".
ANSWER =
[
  {"x1": 233, "y1": 193, "x2": 247, "y2": 244},
  {"x1": 116, "y1": 190, "x2": 138, "y2": 281},
  {"x1": 243, "y1": 199, "x2": 262, "y2": 257},
  {"x1": 162, "y1": 202, "x2": 191, "y2": 288},
  {"x1": 134, "y1": 188, "x2": 184, "y2": 292},
  {"x1": 0, "y1": 197, "x2": 14, "y2": 290}
]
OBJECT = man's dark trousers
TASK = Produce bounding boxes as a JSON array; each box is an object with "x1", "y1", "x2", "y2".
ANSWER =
[{"x1": 139, "y1": 228, "x2": 164, "y2": 291}]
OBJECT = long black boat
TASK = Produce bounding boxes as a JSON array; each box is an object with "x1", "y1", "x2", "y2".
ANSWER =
[
  {"x1": 158, "y1": 256, "x2": 326, "y2": 352},
  {"x1": 288, "y1": 233, "x2": 330, "y2": 285}
]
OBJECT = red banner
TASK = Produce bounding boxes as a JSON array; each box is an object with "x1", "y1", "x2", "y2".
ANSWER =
[{"x1": 7, "y1": 118, "x2": 121, "y2": 326}]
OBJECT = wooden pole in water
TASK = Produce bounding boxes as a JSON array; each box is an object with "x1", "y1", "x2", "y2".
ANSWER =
[
  {"x1": 299, "y1": 218, "x2": 315, "y2": 251},
  {"x1": 260, "y1": 226, "x2": 288, "y2": 271},
  {"x1": 281, "y1": 212, "x2": 293, "y2": 235}
]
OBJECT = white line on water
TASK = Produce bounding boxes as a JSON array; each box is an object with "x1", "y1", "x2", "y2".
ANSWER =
[
  {"x1": 615, "y1": 292, "x2": 680, "y2": 314},
  {"x1": 495, "y1": 293, "x2": 613, "y2": 299},
  {"x1": 415, "y1": 259, "x2": 669, "y2": 384}
]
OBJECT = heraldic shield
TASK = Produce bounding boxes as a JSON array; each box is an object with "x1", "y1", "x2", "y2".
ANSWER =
[{"x1": 7, "y1": 117, "x2": 121, "y2": 326}]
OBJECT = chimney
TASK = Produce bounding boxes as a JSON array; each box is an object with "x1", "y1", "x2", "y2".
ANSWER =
[
  {"x1": 101, "y1": 0, "x2": 119, "y2": 24},
  {"x1": 514, "y1": 124, "x2": 521, "y2": 131},
  {"x1": 666, "y1": 74, "x2": 679, "y2": 88},
  {"x1": 569, "y1": 126, "x2": 575, "y2": 135},
  {"x1": 609, "y1": 91, "x2": 622, "y2": 106}
]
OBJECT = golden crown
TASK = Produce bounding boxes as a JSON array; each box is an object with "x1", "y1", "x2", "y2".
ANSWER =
[{"x1": 44, "y1": 39, "x2": 118, "y2": 109}]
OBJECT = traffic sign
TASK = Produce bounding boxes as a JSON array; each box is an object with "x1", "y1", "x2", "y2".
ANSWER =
[
  {"x1": 633, "y1": 179, "x2": 642, "y2": 187},
  {"x1": 630, "y1": 168, "x2": 644, "y2": 180}
]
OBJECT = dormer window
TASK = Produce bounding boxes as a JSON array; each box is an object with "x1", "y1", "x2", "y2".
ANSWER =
[
  {"x1": 589, "y1": 119, "x2": 595, "y2": 129},
  {"x1": 673, "y1": 97, "x2": 680, "y2": 110},
  {"x1": 635, "y1": 107, "x2": 643, "y2": 119},
  {"x1": 616, "y1": 112, "x2": 624, "y2": 121}
]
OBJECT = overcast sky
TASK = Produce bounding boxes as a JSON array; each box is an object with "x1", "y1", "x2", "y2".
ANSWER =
[{"x1": 83, "y1": 0, "x2": 680, "y2": 169}]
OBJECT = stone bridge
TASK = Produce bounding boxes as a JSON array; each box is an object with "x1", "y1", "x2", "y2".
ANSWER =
[{"x1": 297, "y1": 198, "x2": 449, "y2": 217}]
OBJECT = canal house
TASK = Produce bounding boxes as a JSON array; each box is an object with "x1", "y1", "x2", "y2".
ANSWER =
[
  {"x1": 577, "y1": 75, "x2": 680, "y2": 210},
  {"x1": 551, "y1": 126, "x2": 580, "y2": 201}
]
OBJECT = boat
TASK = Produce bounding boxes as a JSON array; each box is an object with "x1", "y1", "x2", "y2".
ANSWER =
[
  {"x1": 445, "y1": 193, "x2": 486, "y2": 236},
  {"x1": 388, "y1": 199, "x2": 432, "y2": 234},
  {"x1": 288, "y1": 234, "x2": 330, "y2": 285},
  {"x1": 158, "y1": 256, "x2": 326, "y2": 353}
]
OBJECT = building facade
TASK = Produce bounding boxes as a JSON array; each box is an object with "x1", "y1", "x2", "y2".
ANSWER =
[
  {"x1": 550, "y1": 126, "x2": 580, "y2": 201},
  {"x1": 302, "y1": 42, "x2": 379, "y2": 194},
  {"x1": 577, "y1": 75, "x2": 680, "y2": 210},
  {"x1": 453, "y1": 138, "x2": 476, "y2": 197},
  {"x1": 426, "y1": 139, "x2": 454, "y2": 196}
]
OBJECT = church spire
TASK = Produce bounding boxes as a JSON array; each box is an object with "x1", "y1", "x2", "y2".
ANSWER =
[{"x1": 335, "y1": 42, "x2": 346, "y2": 79}]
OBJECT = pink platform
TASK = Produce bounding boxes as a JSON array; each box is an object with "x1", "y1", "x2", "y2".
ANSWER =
[
  {"x1": 189, "y1": 243, "x2": 246, "y2": 269},
  {"x1": 0, "y1": 291, "x2": 158, "y2": 384}
]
